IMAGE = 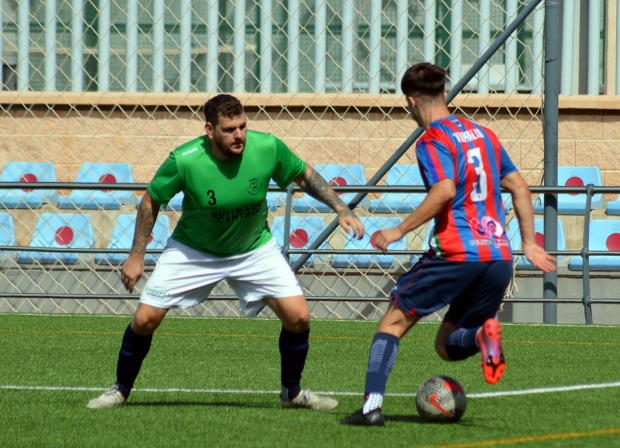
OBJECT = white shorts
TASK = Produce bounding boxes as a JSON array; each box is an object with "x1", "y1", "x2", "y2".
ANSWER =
[{"x1": 140, "y1": 238, "x2": 304, "y2": 312}]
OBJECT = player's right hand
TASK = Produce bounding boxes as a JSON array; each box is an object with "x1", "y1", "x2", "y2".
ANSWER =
[
  {"x1": 523, "y1": 243, "x2": 557, "y2": 273},
  {"x1": 121, "y1": 254, "x2": 145, "y2": 293}
]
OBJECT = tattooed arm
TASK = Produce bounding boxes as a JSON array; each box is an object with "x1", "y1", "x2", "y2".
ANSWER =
[
  {"x1": 294, "y1": 165, "x2": 365, "y2": 239},
  {"x1": 121, "y1": 190, "x2": 161, "y2": 292}
]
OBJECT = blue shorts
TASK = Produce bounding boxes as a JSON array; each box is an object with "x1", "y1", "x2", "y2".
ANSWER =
[{"x1": 390, "y1": 254, "x2": 513, "y2": 329}]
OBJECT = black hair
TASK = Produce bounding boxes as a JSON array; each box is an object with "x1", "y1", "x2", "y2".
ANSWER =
[
  {"x1": 203, "y1": 94, "x2": 244, "y2": 126},
  {"x1": 400, "y1": 63, "x2": 447, "y2": 99}
]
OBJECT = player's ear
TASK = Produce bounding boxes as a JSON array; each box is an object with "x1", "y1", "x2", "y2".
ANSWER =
[
  {"x1": 406, "y1": 96, "x2": 416, "y2": 114},
  {"x1": 204, "y1": 122, "x2": 214, "y2": 138}
]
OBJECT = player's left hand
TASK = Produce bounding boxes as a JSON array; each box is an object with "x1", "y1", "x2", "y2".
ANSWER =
[
  {"x1": 523, "y1": 243, "x2": 557, "y2": 273},
  {"x1": 374, "y1": 227, "x2": 406, "y2": 254},
  {"x1": 337, "y1": 208, "x2": 365, "y2": 239}
]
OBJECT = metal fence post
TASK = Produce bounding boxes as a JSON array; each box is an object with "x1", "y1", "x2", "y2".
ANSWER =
[{"x1": 543, "y1": 0, "x2": 560, "y2": 324}]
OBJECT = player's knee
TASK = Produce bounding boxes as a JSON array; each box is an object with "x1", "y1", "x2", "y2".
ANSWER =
[
  {"x1": 131, "y1": 313, "x2": 162, "y2": 335},
  {"x1": 435, "y1": 339, "x2": 453, "y2": 362},
  {"x1": 283, "y1": 311, "x2": 310, "y2": 332}
]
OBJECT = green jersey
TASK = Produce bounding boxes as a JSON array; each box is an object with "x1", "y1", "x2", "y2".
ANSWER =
[{"x1": 148, "y1": 130, "x2": 306, "y2": 256}]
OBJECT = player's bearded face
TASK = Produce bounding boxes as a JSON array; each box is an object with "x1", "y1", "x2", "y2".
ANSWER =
[{"x1": 207, "y1": 114, "x2": 247, "y2": 160}]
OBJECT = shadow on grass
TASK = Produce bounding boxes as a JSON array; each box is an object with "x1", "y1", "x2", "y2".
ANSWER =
[
  {"x1": 129, "y1": 400, "x2": 274, "y2": 409},
  {"x1": 342, "y1": 414, "x2": 481, "y2": 427}
]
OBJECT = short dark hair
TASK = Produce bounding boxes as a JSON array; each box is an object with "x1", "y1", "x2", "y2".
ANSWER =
[
  {"x1": 400, "y1": 63, "x2": 447, "y2": 98},
  {"x1": 203, "y1": 94, "x2": 244, "y2": 126}
]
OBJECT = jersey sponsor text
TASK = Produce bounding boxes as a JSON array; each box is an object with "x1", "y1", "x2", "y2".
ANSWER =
[{"x1": 211, "y1": 200, "x2": 263, "y2": 223}]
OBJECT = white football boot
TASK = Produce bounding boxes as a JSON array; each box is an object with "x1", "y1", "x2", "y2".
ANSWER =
[
  {"x1": 86, "y1": 384, "x2": 127, "y2": 409},
  {"x1": 280, "y1": 387, "x2": 338, "y2": 410}
]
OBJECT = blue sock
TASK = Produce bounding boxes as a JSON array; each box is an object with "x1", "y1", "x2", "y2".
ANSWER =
[
  {"x1": 279, "y1": 326, "x2": 309, "y2": 400},
  {"x1": 115, "y1": 324, "x2": 153, "y2": 398},
  {"x1": 444, "y1": 327, "x2": 480, "y2": 361},
  {"x1": 364, "y1": 332, "x2": 399, "y2": 398}
]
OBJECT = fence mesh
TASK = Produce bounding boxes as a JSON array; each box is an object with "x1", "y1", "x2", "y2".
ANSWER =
[{"x1": 0, "y1": 0, "x2": 544, "y2": 318}]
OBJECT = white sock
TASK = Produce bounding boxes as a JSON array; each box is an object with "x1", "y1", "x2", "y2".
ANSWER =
[{"x1": 363, "y1": 393, "x2": 383, "y2": 414}]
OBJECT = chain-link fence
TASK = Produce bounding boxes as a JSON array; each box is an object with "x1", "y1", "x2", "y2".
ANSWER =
[{"x1": 0, "y1": 0, "x2": 547, "y2": 318}]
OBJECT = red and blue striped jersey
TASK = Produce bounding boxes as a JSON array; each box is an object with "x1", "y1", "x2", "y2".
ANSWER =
[{"x1": 416, "y1": 115, "x2": 517, "y2": 262}]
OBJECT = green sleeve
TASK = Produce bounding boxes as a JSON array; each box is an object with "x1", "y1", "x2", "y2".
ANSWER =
[
  {"x1": 147, "y1": 153, "x2": 182, "y2": 207},
  {"x1": 272, "y1": 137, "x2": 306, "y2": 190}
]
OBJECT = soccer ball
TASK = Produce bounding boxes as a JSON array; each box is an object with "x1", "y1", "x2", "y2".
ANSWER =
[{"x1": 415, "y1": 375, "x2": 467, "y2": 423}]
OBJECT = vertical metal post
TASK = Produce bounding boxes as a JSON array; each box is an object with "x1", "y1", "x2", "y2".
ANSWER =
[
  {"x1": 543, "y1": 0, "x2": 560, "y2": 324},
  {"x1": 287, "y1": 0, "x2": 300, "y2": 93},
  {"x1": 422, "y1": 0, "x2": 436, "y2": 62},
  {"x1": 44, "y1": 0, "x2": 57, "y2": 91},
  {"x1": 0, "y1": 1, "x2": 3, "y2": 88},
  {"x1": 341, "y1": 0, "x2": 354, "y2": 93},
  {"x1": 233, "y1": 0, "x2": 246, "y2": 92},
  {"x1": 98, "y1": 0, "x2": 111, "y2": 91},
  {"x1": 152, "y1": 0, "x2": 165, "y2": 92},
  {"x1": 71, "y1": 0, "x2": 84, "y2": 92},
  {"x1": 504, "y1": 0, "x2": 518, "y2": 93},
  {"x1": 561, "y1": 0, "x2": 576, "y2": 94},
  {"x1": 179, "y1": 0, "x2": 192, "y2": 92},
  {"x1": 368, "y1": 0, "x2": 382, "y2": 93},
  {"x1": 477, "y1": 0, "x2": 490, "y2": 94},
  {"x1": 617, "y1": 0, "x2": 620, "y2": 94},
  {"x1": 532, "y1": 3, "x2": 544, "y2": 94},
  {"x1": 587, "y1": 0, "x2": 601, "y2": 94},
  {"x1": 581, "y1": 185, "x2": 594, "y2": 324},
  {"x1": 449, "y1": 0, "x2": 463, "y2": 82},
  {"x1": 126, "y1": 0, "x2": 138, "y2": 92},
  {"x1": 260, "y1": 0, "x2": 273, "y2": 93},
  {"x1": 17, "y1": 0, "x2": 30, "y2": 91},
  {"x1": 395, "y1": 0, "x2": 408, "y2": 94},
  {"x1": 206, "y1": 0, "x2": 219, "y2": 93},
  {"x1": 313, "y1": 0, "x2": 327, "y2": 93}
]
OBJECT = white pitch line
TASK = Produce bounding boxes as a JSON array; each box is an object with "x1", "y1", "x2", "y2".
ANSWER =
[{"x1": 1, "y1": 380, "x2": 620, "y2": 399}]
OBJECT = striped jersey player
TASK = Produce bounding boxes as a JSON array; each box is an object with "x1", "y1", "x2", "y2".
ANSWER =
[
  {"x1": 416, "y1": 114, "x2": 516, "y2": 262},
  {"x1": 342, "y1": 62, "x2": 556, "y2": 427}
]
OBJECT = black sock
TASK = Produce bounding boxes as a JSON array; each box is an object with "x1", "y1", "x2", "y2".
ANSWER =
[
  {"x1": 115, "y1": 324, "x2": 153, "y2": 398},
  {"x1": 444, "y1": 327, "x2": 479, "y2": 361},
  {"x1": 279, "y1": 326, "x2": 310, "y2": 400}
]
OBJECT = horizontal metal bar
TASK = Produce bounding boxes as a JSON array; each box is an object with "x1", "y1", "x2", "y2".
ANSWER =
[
  {"x1": 1, "y1": 246, "x2": 619, "y2": 257},
  {"x1": 2, "y1": 183, "x2": 620, "y2": 194},
  {"x1": 0, "y1": 246, "x2": 161, "y2": 254},
  {"x1": 0, "y1": 293, "x2": 618, "y2": 305}
]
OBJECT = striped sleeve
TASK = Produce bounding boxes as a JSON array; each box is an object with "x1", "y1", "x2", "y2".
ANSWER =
[{"x1": 416, "y1": 136, "x2": 454, "y2": 187}]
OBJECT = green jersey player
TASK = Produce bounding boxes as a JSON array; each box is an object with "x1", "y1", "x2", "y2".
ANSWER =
[{"x1": 87, "y1": 94, "x2": 365, "y2": 410}]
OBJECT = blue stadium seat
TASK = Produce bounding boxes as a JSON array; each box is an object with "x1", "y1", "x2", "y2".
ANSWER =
[
  {"x1": 291, "y1": 164, "x2": 368, "y2": 212},
  {"x1": 568, "y1": 220, "x2": 620, "y2": 271},
  {"x1": 0, "y1": 161, "x2": 58, "y2": 208},
  {"x1": 0, "y1": 212, "x2": 17, "y2": 259},
  {"x1": 501, "y1": 193, "x2": 513, "y2": 215},
  {"x1": 332, "y1": 217, "x2": 407, "y2": 268},
  {"x1": 533, "y1": 166, "x2": 603, "y2": 214},
  {"x1": 17, "y1": 213, "x2": 95, "y2": 264},
  {"x1": 507, "y1": 218, "x2": 566, "y2": 268},
  {"x1": 267, "y1": 179, "x2": 287, "y2": 211},
  {"x1": 605, "y1": 196, "x2": 620, "y2": 216},
  {"x1": 166, "y1": 192, "x2": 184, "y2": 211},
  {"x1": 369, "y1": 164, "x2": 426, "y2": 213},
  {"x1": 409, "y1": 224, "x2": 434, "y2": 266},
  {"x1": 58, "y1": 162, "x2": 136, "y2": 210},
  {"x1": 136, "y1": 191, "x2": 184, "y2": 211},
  {"x1": 96, "y1": 214, "x2": 171, "y2": 265},
  {"x1": 270, "y1": 216, "x2": 326, "y2": 266}
]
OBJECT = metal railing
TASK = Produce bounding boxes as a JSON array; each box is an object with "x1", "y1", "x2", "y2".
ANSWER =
[{"x1": 1, "y1": 181, "x2": 619, "y2": 324}]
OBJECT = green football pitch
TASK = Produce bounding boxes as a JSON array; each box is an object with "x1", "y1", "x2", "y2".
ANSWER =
[{"x1": 1, "y1": 314, "x2": 619, "y2": 448}]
